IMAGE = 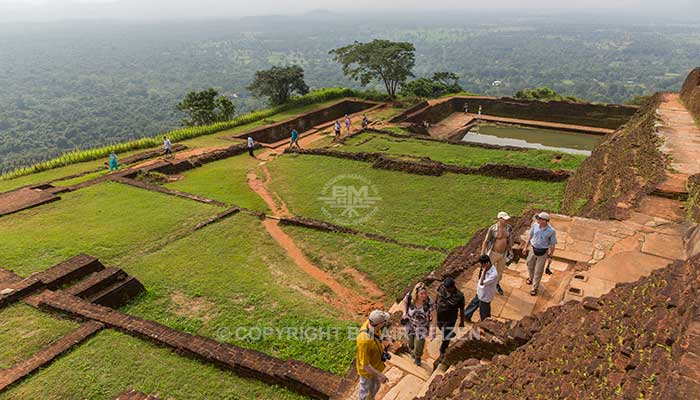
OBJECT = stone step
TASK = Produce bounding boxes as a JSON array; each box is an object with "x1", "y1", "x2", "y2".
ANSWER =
[
  {"x1": 33, "y1": 254, "x2": 105, "y2": 289},
  {"x1": 64, "y1": 267, "x2": 128, "y2": 299},
  {"x1": 87, "y1": 276, "x2": 145, "y2": 308}
]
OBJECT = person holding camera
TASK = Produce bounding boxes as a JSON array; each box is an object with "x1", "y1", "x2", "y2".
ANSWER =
[
  {"x1": 401, "y1": 282, "x2": 435, "y2": 366},
  {"x1": 356, "y1": 309, "x2": 391, "y2": 400},
  {"x1": 524, "y1": 212, "x2": 557, "y2": 296},
  {"x1": 464, "y1": 255, "x2": 499, "y2": 329},
  {"x1": 435, "y1": 277, "x2": 465, "y2": 356}
]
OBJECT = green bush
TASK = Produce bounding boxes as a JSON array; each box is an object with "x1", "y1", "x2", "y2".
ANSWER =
[{"x1": 1, "y1": 88, "x2": 384, "y2": 181}]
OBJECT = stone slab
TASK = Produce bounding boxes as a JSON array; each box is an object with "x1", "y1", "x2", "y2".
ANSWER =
[
  {"x1": 499, "y1": 288, "x2": 537, "y2": 320},
  {"x1": 381, "y1": 373, "x2": 425, "y2": 400},
  {"x1": 386, "y1": 354, "x2": 432, "y2": 380},
  {"x1": 642, "y1": 232, "x2": 686, "y2": 260}
]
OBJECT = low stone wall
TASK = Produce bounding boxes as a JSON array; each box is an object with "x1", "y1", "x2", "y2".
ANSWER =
[
  {"x1": 234, "y1": 99, "x2": 380, "y2": 144},
  {"x1": 279, "y1": 215, "x2": 448, "y2": 254},
  {"x1": 365, "y1": 128, "x2": 528, "y2": 152},
  {"x1": 285, "y1": 148, "x2": 570, "y2": 182},
  {"x1": 0, "y1": 321, "x2": 104, "y2": 391},
  {"x1": 401, "y1": 96, "x2": 637, "y2": 130},
  {"x1": 111, "y1": 176, "x2": 227, "y2": 207},
  {"x1": 147, "y1": 143, "x2": 252, "y2": 175},
  {"x1": 37, "y1": 290, "x2": 348, "y2": 400},
  {"x1": 389, "y1": 101, "x2": 428, "y2": 123},
  {"x1": 680, "y1": 67, "x2": 700, "y2": 121}
]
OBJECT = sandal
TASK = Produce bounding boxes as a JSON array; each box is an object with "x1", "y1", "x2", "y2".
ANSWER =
[
  {"x1": 526, "y1": 278, "x2": 532, "y2": 285},
  {"x1": 530, "y1": 289, "x2": 537, "y2": 296}
]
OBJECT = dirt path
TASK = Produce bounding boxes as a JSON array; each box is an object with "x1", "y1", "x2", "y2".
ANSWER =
[{"x1": 247, "y1": 161, "x2": 383, "y2": 317}]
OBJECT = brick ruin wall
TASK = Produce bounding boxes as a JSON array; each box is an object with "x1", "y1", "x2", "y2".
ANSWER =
[
  {"x1": 235, "y1": 99, "x2": 380, "y2": 143},
  {"x1": 680, "y1": 67, "x2": 700, "y2": 122},
  {"x1": 403, "y1": 97, "x2": 638, "y2": 130},
  {"x1": 561, "y1": 94, "x2": 667, "y2": 219}
]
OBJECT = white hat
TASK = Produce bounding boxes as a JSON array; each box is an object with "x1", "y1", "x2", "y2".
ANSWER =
[
  {"x1": 497, "y1": 211, "x2": 511, "y2": 220},
  {"x1": 536, "y1": 212, "x2": 551, "y2": 221},
  {"x1": 368, "y1": 310, "x2": 390, "y2": 326}
]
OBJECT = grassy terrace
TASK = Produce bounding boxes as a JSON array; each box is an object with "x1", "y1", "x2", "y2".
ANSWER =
[
  {"x1": 0, "y1": 182, "x2": 222, "y2": 276},
  {"x1": 268, "y1": 154, "x2": 565, "y2": 249},
  {"x1": 340, "y1": 132, "x2": 586, "y2": 170},
  {"x1": 0, "y1": 330, "x2": 304, "y2": 400},
  {"x1": 281, "y1": 225, "x2": 445, "y2": 300},
  {"x1": 0, "y1": 98, "x2": 363, "y2": 194},
  {"x1": 0, "y1": 304, "x2": 79, "y2": 369},
  {"x1": 120, "y1": 213, "x2": 355, "y2": 374},
  {"x1": 163, "y1": 154, "x2": 267, "y2": 211}
]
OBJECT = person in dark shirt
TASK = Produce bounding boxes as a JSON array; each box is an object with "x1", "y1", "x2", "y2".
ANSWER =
[{"x1": 435, "y1": 277, "x2": 465, "y2": 355}]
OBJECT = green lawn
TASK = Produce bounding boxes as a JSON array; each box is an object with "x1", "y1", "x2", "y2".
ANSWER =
[
  {"x1": 268, "y1": 154, "x2": 565, "y2": 249},
  {"x1": 341, "y1": 132, "x2": 585, "y2": 170},
  {"x1": 281, "y1": 225, "x2": 445, "y2": 300},
  {"x1": 163, "y1": 154, "x2": 268, "y2": 211},
  {"x1": 0, "y1": 330, "x2": 303, "y2": 400},
  {"x1": 121, "y1": 213, "x2": 355, "y2": 374},
  {"x1": 0, "y1": 304, "x2": 79, "y2": 369},
  {"x1": 0, "y1": 182, "x2": 222, "y2": 276}
]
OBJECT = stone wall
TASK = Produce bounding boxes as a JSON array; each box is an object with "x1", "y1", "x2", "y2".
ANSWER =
[
  {"x1": 234, "y1": 100, "x2": 380, "y2": 143},
  {"x1": 561, "y1": 95, "x2": 667, "y2": 219},
  {"x1": 680, "y1": 67, "x2": 700, "y2": 121},
  {"x1": 401, "y1": 96, "x2": 637, "y2": 130},
  {"x1": 420, "y1": 256, "x2": 700, "y2": 400}
]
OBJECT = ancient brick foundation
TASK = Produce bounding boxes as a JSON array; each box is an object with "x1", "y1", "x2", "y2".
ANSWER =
[
  {"x1": 285, "y1": 148, "x2": 570, "y2": 182},
  {"x1": 398, "y1": 96, "x2": 637, "y2": 130},
  {"x1": 234, "y1": 99, "x2": 381, "y2": 144}
]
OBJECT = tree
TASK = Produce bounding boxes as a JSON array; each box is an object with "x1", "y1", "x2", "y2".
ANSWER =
[
  {"x1": 514, "y1": 87, "x2": 581, "y2": 102},
  {"x1": 400, "y1": 72, "x2": 463, "y2": 98},
  {"x1": 330, "y1": 39, "x2": 415, "y2": 100},
  {"x1": 247, "y1": 65, "x2": 309, "y2": 106},
  {"x1": 176, "y1": 89, "x2": 235, "y2": 126}
]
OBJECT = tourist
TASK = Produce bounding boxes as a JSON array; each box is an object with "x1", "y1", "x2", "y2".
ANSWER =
[
  {"x1": 464, "y1": 255, "x2": 499, "y2": 327},
  {"x1": 334, "y1": 120, "x2": 342, "y2": 141},
  {"x1": 108, "y1": 152, "x2": 119, "y2": 171},
  {"x1": 401, "y1": 282, "x2": 434, "y2": 366},
  {"x1": 361, "y1": 114, "x2": 369, "y2": 129},
  {"x1": 464, "y1": 104, "x2": 469, "y2": 114},
  {"x1": 247, "y1": 136, "x2": 255, "y2": 157},
  {"x1": 344, "y1": 114, "x2": 352, "y2": 133},
  {"x1": 289, "y1": 128, "x2": 300, "y2": 149},
  {"x1": 356, "y1": 309, "x2": 391, "y2": 400},
  {"x1": 480, "y1": 211, "x2": 514, "y2": 295},
  {"x1": 478, "y1": 105, "x2": 482, "y2": 116},
  {"x1": 435, "y1": 277, "x2": 465, "y2": 356},
  {"x1": 163, "y1": 136, "x2": 173, "y2": 159},
  {"x1": 524, "y1": 212, "x2": 557, "y2": 296}
]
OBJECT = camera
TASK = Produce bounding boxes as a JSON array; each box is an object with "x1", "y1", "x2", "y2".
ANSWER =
[{"x1": 381, "y1": 352, "x2": 392, "y2": 362}]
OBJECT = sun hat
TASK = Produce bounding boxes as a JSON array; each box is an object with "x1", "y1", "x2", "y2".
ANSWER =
[
  {"x1": 536, "y1": 212, "x2": 551, "y2": 221},
  {"x1": 368, "y1": 310, "x2": 390, "y2": 325},
  {"x1": 478, "y1": 254, "x2": 491, "y2": 264},
  {"x1": 443, "y1": 277, "x2": 456, "y2": 288},
  {"x1": 497, "y1": 211, "x2": 511, "y2": 220}
]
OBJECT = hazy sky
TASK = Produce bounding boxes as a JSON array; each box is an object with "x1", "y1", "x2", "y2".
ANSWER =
[{"x1": 0, "y1": 0, "x2": 698, "y2": 21}]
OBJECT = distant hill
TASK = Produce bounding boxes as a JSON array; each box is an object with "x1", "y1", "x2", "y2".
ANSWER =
[{"x1": 1, "y1": 14, "x2": 699, "y2": 169}]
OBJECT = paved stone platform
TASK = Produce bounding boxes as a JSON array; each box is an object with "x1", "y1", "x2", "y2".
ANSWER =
[{"x1": 0, "y1": 186, "x2": 60, "y2": 217}]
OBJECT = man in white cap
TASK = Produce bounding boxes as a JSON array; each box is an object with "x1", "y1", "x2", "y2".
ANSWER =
[
  {"x1": 524, "y1": 211, "x2": 557, "y2": 296},
  {"x1": 481, "y1": 211, "x2": 514, "y2": 295},
  {"x1": 356, "y1": 309, "x2": 390, "y2": 400}
]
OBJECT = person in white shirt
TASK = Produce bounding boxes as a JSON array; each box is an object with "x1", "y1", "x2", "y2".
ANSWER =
[
  {"x1": 464, "y1": 255, "x2": 499, "y2": 323},
  {"x1": 163, "y1": 136, "x2": 173, "y2": 159},
  {"x1": 247, "y1": 136, "x2": 255, "y2": 158}
]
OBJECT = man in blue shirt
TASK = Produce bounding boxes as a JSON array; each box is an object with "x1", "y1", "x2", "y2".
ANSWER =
[{"x1": 524, "y1": 212, "x2": 557, "y2": 296}]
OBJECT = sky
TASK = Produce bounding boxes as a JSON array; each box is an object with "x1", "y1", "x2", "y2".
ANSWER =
[{"x1": 0, "y1": 0, "x2": 697, "y2": 22}]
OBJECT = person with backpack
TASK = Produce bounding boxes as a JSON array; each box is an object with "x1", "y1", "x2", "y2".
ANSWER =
[
  {"x1": 401, "y1": 282, "x2": 434, "y2": 366},
  {"x1": 435, "y1": 277, "x2": 465, "y2": 356},
  {"x1": 524, "y1": 212, "x2": 558, "y2": 296},
  {"x1": 356, "y1": 309, "x2": 391, "y2": 400}
]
